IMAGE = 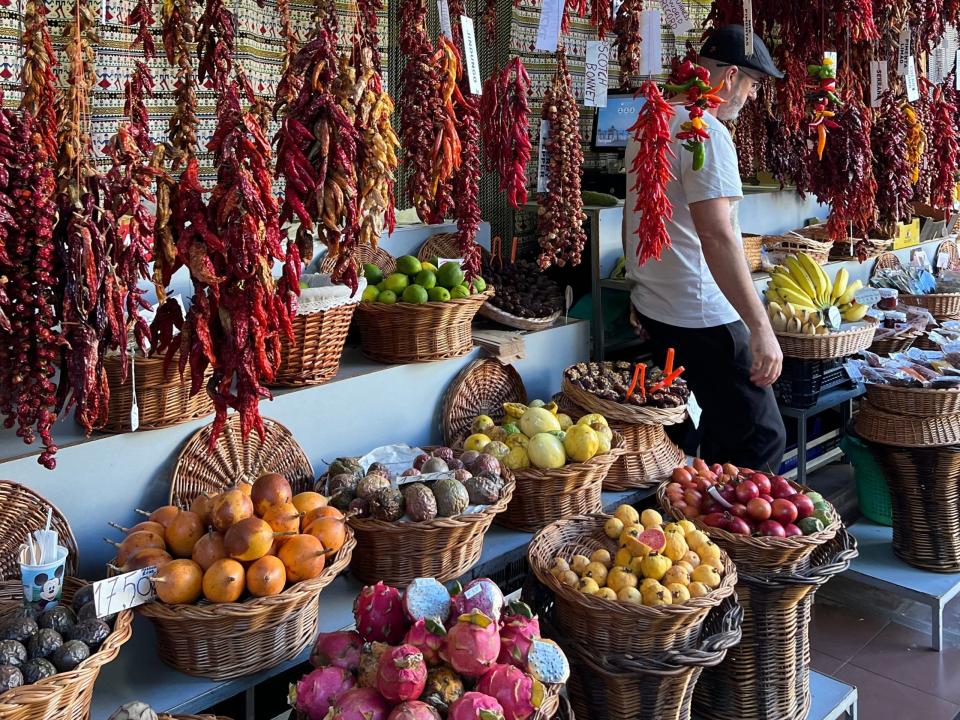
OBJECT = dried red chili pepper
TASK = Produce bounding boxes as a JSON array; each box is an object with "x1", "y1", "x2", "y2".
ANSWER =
[
  {"x1": 590, "y1": 0, "x2": 613, "y2": 39},
  {"x1": 871, "y1": 91, "x2": 913, "y2": 230},
  {"x1": 627, "y1": 80, "x2": 675, "y2": 265},
  {"x1": 480, "y1": 57, "x2": 532, "y2": 212},
  {"x1": 562, "y1": 0, "x2": 586, "y2": 33},
  {"x1": 537, "y1": 47, "x2": 587, "y2": 269},
  {"x1": 20, "y1": 0, "x2": 58, "y2": 160},
  {"x1": 613, "y1": 0, "x2": 642, "y2": 89},
  {"x1": 929, "y1": 86, "x2": 959, "y2": 212}
]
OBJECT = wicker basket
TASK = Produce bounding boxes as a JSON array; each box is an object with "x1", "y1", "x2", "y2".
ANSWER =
[
  {"x1": 901, "y1": 292, "x2": 960, "y2": 320},
  {"x1": 743, "y1": 234, "x2": 763, "y2": 272},
  {"x1": 528, "y1": 514, "x2": 737, "y2": 656},
  {"x1": 271, "y1": 301, "x2": 356, "y2": 387},
  {"x1": 524, "y1": 577, "x2": 742, "y2": 720},
  {"x1": 867, "y1": 330, "x2": 921, "y2": 355},
  {"x1": 138, "y1": 415, "x2": 353, "y2": 680},
  {"x1": 854, "y1": 400, "x2": 960, "y2": 447},
  {"x1": 0, "y1": 482, "x2": 133, "y2": 720},
  {"x1": 343, "y1": 451, "x2": 515, "y2": 586},
  {"x1": 871, "y1": 442, "x2": 960, "y2": 572},
  {"x1": 873, "y1": 250, "x2": 901, "y2": 273},
  {"x1": 318, "y1": 244, "x2": 397, "y2": 276},
  {"x1": 560, "y1": 377, "x2": 688, "y2": 426},
  {"x1": 829, "y1": 236, "x2": 890, "y2": 261},
  {"x1": 497, "y1": 435, "x2": 624, "y2": 533},
  {"x1": 442, "y1": 358, "x2": 528, "y2": 446},
  {"x1": 102, "y1": 354, "x2": 214, "y2": 432},
  {"x1": 161, "y1": 716, "x2": 233, "y2": 720},
  {"x1": 937, "y1": 238, "x2": 960, "y2": 271},
  {"x1": 865, "y1": 383, "x2": 960, "y2": 417},
  {"x1": 416, "y1": 232, "x2": 461, "y2": 262},
  {"x1": 762, "y1": 235, "x2": 832, "y2": 265},
  {"x1": 775, "y1": 323, "x2": 876, "y2": 360},
  {"x1": 693, "y1": 528, "x2": 858, "y2": 720},
  {"x1": 477, "y1": 302, "x2": 561, "y2": 331},
  {"x1": 657, "y1": 480, "x2": 842, "y2": 575}
]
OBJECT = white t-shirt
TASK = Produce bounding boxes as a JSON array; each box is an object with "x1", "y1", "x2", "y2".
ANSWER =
[{"x1": 624, "y1": 111, "x2": 743, "y2": 329}]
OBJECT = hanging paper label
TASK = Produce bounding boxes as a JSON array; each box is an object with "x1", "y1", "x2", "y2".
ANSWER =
[
  {"x1": 537, "y1": 121, "x2": 550, "y2": 193},
  {"x1": 853, "y1": 288, "x2": 881, "y2": 307},
  {"x1": 931, "y1": 42, "x2": 946, "y2": 85},
  {"x1": 870, "y1": 60, "x2": 889, "y2": 107},
  {"x1": 584, "y1": 40, "x2": 611, "y2": 108},
  {"x1": 461, "y1": 16, "x2": 482, "y2": 95},
  {"x1": 535, "y1": 0, "x2": 563, "y2": 52},
  {"x1": 743, "y1": 0, "x2": 754, "y2": 56},
  {"x1": 661, "y1": 0, "x2": 693, "y2": 34},
  {"x1": 438, "y1": 0, "x2": 452, "y2": 40},
  {"x1": 93, "y1": 567, "x2": 157, "y2": 617},
  {"x1": 639, "y1": 9, "x2": 662, "y2": 76},
  {"x1": 905, "y1": 57, "x2": 920, "y2": 101},
  {"x1": 898, "y1": 23, "x2": 912, "y2": 76},
  {"x1": 957, "y1": 50, "x2": 960, "y2": 90}
]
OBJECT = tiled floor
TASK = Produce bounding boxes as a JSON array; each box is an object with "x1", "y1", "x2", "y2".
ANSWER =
[{"x1": 810, "y1": 599, "x2": 960, "y2": 719}]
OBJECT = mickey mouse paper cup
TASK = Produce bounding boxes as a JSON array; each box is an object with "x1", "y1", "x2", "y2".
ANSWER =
[{"x1": 20, "y1": 545, "x2": 68, "y2": 612}]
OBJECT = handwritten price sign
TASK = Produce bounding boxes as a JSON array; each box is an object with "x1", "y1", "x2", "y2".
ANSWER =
[
  {"x1": 93, "y1": 566, "x2": 157, "y2": 617},
  {"x1": 584, "y1": 41, "x2": 610, "y2": 108}
]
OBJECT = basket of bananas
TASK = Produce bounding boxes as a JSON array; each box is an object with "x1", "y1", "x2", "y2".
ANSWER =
[{"x1": 764, "y1": 253, "x2": 875, "y2": 359}]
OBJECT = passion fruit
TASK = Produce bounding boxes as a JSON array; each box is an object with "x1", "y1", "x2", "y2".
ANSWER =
[
  {"x1": 224, "y1": 517, "x2": 278, "y2": 562},
  {"x1": 191, "y1": 530, "x2": 227, "y2": 572},
  {"x1": 303, "y1": 516, "x2": 347, "y2": 555},
  {"x1": 164, "y1": 510, "x2": 205, "y2": 558},
  {"x1": 113, "y1": 530, "x2": 166, "y2": 566},
  {"x1": 261, "y1": 502, "x2": 302, "y2": 535},
  {"x1": 291, "y1": 491, "x2": 327, "y2": 516},
  {"x1": 123, "y1": 547, "x2": 173, "y2": 572},
  {"x1": 189, "y1": 494, "x2": 215, "y2": 526},
  {"x1": 250, "y1": 473, "x2": 293, "y2": 516},
  {"x1": 154, "y1": 559, "x2": 203, "y2": 604},
  {"x1": 246, "y1": 555, "x2": 286, "y2": 597},
  {"x1": 277, "y1": 534, "x2": 326, "y2": 583},
  {"x1": 211, "y1": 489, "x2": 254, "y2": 532},
  {"x1": 202, "y1": 559, "x2": 246, "y2": 603},
  {"x1": 145, "y1": 505, "x2": 181, "y2": 528}
]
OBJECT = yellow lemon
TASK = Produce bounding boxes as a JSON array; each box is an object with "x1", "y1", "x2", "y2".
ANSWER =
[
  {"x1": 464, "y1": 434, "x2": 492, "y2": 452},
  {"x1": 564, "y1": 424, "x2": 600, "y2": 462}
]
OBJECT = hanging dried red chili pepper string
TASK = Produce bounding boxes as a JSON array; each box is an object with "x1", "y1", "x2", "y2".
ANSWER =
[
  {"x1": 613, "y1": 0, "x2": 642, "y2": 89},
  {"x1": 480, "y1": 57, "x2": 532, "y2": 211}
]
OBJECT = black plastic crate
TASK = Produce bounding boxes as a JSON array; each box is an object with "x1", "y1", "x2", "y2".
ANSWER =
[{"x1": 774, "y1": 357, "x2": 852, "y2": 409}]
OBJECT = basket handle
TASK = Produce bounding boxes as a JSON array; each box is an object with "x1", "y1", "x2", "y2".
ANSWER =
[{"x1": 737, "y1": 526, "x2": 859, "y2": 589}]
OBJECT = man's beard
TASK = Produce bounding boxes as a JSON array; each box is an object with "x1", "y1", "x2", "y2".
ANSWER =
[{"x1": 718, "y1": 99, "x2": 745, "y2": 122}]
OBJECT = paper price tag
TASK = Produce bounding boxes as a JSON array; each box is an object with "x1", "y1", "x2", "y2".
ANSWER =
[
  {"x1": 535, "y1": 0, "x2": 562, "y2": 52},
  {"x1": 957, "y1": 50, "x2": 960, "y2": 90},
  {"x1": 93, "y1": 567, "x2": 157, "y2": 617},
  {"x1": 437, "y1": 257, "x2": 465, "y2": 269},
  {"x1": 687, "y1": 393, "x2": 702, "y2": 429},
  {"x1": 537, "y1": 121, "x2": 550, "y2": 193},
  {"x1": 853, "y1": 288, "x2": 881, "y2": 307},
  {"x1": 930, "y1": 42, "x2": 946, "y2": 85},
  {"x1": 639, "y1": 9, "x2": 662, "y2": 76},
  {"x1": 438, "y1": 0, "x2": 452, "y2": 40},
  {"x1": 897, "y1": 23, "x2": 911, "y2": 76},
  {"x1": 870, "y1": 60, "x2": 889, "y2": 107},
  {"x1": 661, "y1": 0, "x2": 693, "y2": 34},
  {"x1": 938, "y1": 252, "x2": 951, "y2": 270},
  {"x1": 743, "y1": 0, "x2": 754, "y2": 57},
  {"x1": 584, "y1": 40, "x2": 610, "y2": 108},
  {"x1": 905, "y1": 57, "x2": 920, "y2": 101},
  {"x1": 460, "y1": 16, "x2": 482, "y2": 95}
]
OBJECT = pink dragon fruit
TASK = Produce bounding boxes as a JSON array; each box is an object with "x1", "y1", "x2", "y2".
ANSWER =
[
  {"x1": 324, "y1": 687, "x2": 391, "y2": 720},
  {"x1": 290, "y1": 666, "x2": 356, "y2": 719},
  {"x1": 475, "y1": 665, "x2": 544, "y2": 720},
  {"x1": 387, "y1": 701, "x2": 442, "y2": 720},
  {"x1": 497, "y1": 602, "x2": 541, "y2": 669},
  {"x1": 311, "y1": 630, "x2": 363, "y2": 671},
  {"x1": 447, "y1": 692, "x2": 506, "y2": 720},
  {"x1": 376, "y1": 644, "x2": 428, "y2": 702},
  {"x1": 404, "y1": 618, "x2": 447, "y2": 666},
  {"x1": 441, "y1": 609, "x2": 501, "y2": 678},
  {"x1": 450, "y1": 578, "x2": 504, "y2": 623},
  {"x1": 354, "y1": 582, "x2": 410, "y2": 644},
  {"x1": 403, "y1": 578, "x2": 451, "y2": 622}
]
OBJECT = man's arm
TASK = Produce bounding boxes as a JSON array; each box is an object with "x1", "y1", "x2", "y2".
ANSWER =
[{"x1": 689, "y1": 197, "x2": 782, "y2": 387}]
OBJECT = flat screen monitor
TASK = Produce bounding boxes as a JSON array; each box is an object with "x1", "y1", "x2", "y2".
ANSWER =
[{"x1": 591, "y1": 93, "x2": 646, "y2": 152}]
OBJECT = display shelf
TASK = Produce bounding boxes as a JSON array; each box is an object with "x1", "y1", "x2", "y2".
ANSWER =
[
  {"x1": 845, "y1": 522, "x2": 960, "y2": 652},
  {"x1": 778, "y1": 384, "x2": 862, "y2": 484},
  {"x1": 692, "y1": 671, "x2": 857, "y2": 720}
]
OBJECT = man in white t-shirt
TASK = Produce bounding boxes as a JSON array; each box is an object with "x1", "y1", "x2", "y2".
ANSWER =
[{"x1": 623, "y1": 25, "x2": 786, "y2": 473}]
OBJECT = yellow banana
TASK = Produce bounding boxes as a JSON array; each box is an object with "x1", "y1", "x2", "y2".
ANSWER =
[
  {"x1": 767, "y1": 301, "x2": 783, "y2": 316},
  {"x1": 841, "y1": 303, "x2": 868, "y2": 322},
  {"x1": 831, "y1": 267, "x2": 849, "y2": 304},
  {"x1": 771, "y1": 311, "x2": 788, "y2": 332},
  {"x1": 770, "y1": 273, "x2": 813, "y2": 302},
  {"x1": 786, "y1": 316, "x2": 803, "y2": 333},
  {"x1": 816, "y1": 325, "x2": 830, "y2": 335},
  {"x1": 777, "y1": 288, "x2": 818, "y2": 309},
  {"x1": 764, "y1": 288, "x2": 786, "y2": 305},
  {"x1": 798, "y1": 253, "x2": 831, "y2": 306},
  {"x1": 782, "y1": 301, "x2": 796, "y2": 319},
  {"x1": 784, "y1": 256, "x2": 819, "y2": 302},
  {"x1": 837, "y1": 280, "x2": 863, "y2": 306}
]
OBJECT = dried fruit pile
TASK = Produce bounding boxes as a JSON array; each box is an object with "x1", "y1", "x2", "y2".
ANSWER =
[
  {"x1": 484, "y1": 259, "x2": 563, "y2": 319},
  {"x1": 290, "y1": 578, "x2": 570, "y2": 718},
  {"x1": 564, "y1": 361, "x2": 690, "y2": 409}
]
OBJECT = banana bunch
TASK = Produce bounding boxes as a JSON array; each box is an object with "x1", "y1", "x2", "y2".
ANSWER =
[
  {"x1": 767, "y1": 301, "x2": 830, "y2": 335},
  {"x1": 765, "y1": 252, "x2": 869, "y2": 326}
]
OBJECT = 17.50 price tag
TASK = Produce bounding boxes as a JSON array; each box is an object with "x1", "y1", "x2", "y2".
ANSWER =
[{"x1": 93, "y1": 566, "x2": 157, "y2": 618}]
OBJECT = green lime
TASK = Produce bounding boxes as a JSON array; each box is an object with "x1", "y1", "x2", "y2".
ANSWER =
[
  {"x1": 421, "y1": 261, "x2": 438, "y2": 272},
  {"x1": 376, "y1": 281, "x2": 387, "y2": 292},
  {"x1": 363, "y1": 263, "x2": 383, "y2": 285},
  {"x1": 471, "y1": 276, "x2": 487, "y2": 293},
  {"x1": 361, "y1": 286, "x2": 379, "y2": 302},
  {"x1": 428, "y1": 287, "x2": 451, "y2": 302},
  {"x1": 377, "y1": 290, "x2": 398, "y2": 304},
  {"x1": 450, "y1": 284, "x2": 471, "y2": 299},
  {"x1": 437, "y1": 262, "x2": 465, "y2": 289},
  {"x1": 428, "y1": 256, "x2": 440, "y2": 267},
  {"x1": 402, "y1": 284, "x2": 429, "y2": 304},
  {"x1": 415, "y1": 269, "x2": 437, "y2": 289},
  {"x1": 384, "y1": 272, "x2": 410, "y2": 294},
  {"x1": 396, "y1": 255, "x2": 422, "y2": 276}
]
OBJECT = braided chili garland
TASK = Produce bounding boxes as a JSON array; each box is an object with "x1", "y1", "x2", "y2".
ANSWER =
[
  {"x1": 613, "y1": 0, "x2": 642, "y2": 89},
  {"x1": 666, "y1": 58, "x2": 725, "y2": 171},
  {"x1": 480, "y1": 57, "x2": 532, "y2": 211},
  {"x1": 871, "y1": 91, "x2": 913, "y2": 230},
  {"x1": 807, "y1": 56, "x2": 842, "y2": 161},
  {"x1": 929, "y1": 86, "x2": 959, "y2": 212}
]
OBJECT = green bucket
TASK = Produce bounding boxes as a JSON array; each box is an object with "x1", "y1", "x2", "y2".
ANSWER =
[{"x1": 840, "y1": 430, "x2": 893, "y2": 526}]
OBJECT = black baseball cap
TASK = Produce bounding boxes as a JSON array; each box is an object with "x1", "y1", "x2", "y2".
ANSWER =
[{"x1": 700, "y1": 24, "x2": 784, "y2": 79}]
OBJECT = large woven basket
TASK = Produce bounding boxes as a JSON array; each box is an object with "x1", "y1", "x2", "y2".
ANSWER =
[
  {"x1": 870, "y1": 442, "x2": 960, "y2": 572},
  {"x1": 901, "y1": 292, "x2": 960, "y2": 320},
  {"x1": 343, "y1": 449, "x2": 515, "y2": 587},
  {"x1": 528, "y1": 514, "x2": 737, "y2": 656},
  {"x1": 0, "y1": 482, "x2": 133, "y2": 720},
  {"x1": 560, "y1": 377, "x2": 687, "y2": 426},
  {"x1": 865, "y1": 383, "x2": 960, "y2": 417},
  {"x1": 657, "y1": 480, "x2": 841, "y2": 575},
  {"x1": 271, "y1": 301, "x2": 356, "y2": 387},
  {"x1": 102, "y1": 354, "x2": 214, "y2": 432},
  {"x1": 138, "y1": 415, "x2": 354, "y2": 680},
  {"x1": 775, "y1": 323, "x2": 876, "y2": 360},
  {"x1": 442, "y1": 358, "x2": 528, "y2": 446},
  {"x1": 743, "y1": 234, "x2": 762, "y2": 272},
  {"x1": 867, "y1": 330, "x2": 921, "y2": 355},
  {"x1": 854, "y1": 400, "x2": 960, "y2": 447},
  {"x1": 693, "y1": 528, "x2": 857, "y2": 720}
]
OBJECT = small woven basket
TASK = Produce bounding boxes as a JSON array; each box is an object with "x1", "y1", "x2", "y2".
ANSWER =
[
  {"x1": 442, "y1": 358, "x2": 528, "y2": 446},
  {"x1": 743, "y1": 234, "x2": 763, "y2": 272},
  {"x1": 865, "y1": 383, "x2": 960, "y2": 417},
  {"x1": 937, "y1": 238, "x2": 960, "y2": 271},
  {"x1": 528, "y1": 514, "x2": 737, "y2": 656},
  {"x1": 343, "y1": 450, "x2": 515, "y2": 587},
  {"x1": 871, "y1": 442, "x2": 960, "y2": 572},
  {"x1": 854, "y1": 400, "x2": 960, "y2": 447},
  {"x1": 762, "y1": 235, "x2": 832, "y2": 265},
  {"x1": 477, "y1": 302, "x2": 561, "y2": 331},
  {"x1": 657, "y1": 480, "x2": 842, "y2": 575},
  {"x1": 0, "y1": 482, "x2": 133, "y2": 720},
  {"x1": 560, "y1": 377, "x2": 688, "y2": 426},
  {"x1": 416, "y1": 232, "x2": 461, "y2": 262},
  {"x1": 102, "y1": 354, "x2": 214, "y2": 432},
  {"x1": 900, "y1": 292, "x2": 960, "y2": 321},
  {"x1": 775, "y1": 323, "x2": 876, "y2": 360},
  {"x1": 693, "y1": 528, "x2": 858, "y2": 720},
  {"x1": 867, "y1": 330, "x2": 921, "y2": 355},
  {"x1": 318, "y1": 244, "x2": 397, "y2": 276},
  {"x1": 138, "y1": 415, "x2": 353, "y2": 680}
]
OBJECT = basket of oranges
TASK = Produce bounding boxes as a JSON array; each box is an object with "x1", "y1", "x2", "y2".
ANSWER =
[{"x1": 106, "y1": 415, "x2": 354, "y2": 680}]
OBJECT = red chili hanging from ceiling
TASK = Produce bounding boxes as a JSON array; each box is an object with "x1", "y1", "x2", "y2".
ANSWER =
[{"x1": 480, "y1": 57, "x2": 532, "y2": 212}]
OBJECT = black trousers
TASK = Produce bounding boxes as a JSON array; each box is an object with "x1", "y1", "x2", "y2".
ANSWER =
[{"x1": 638, "y1": 313, "x2": 786, "y2": 474}]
